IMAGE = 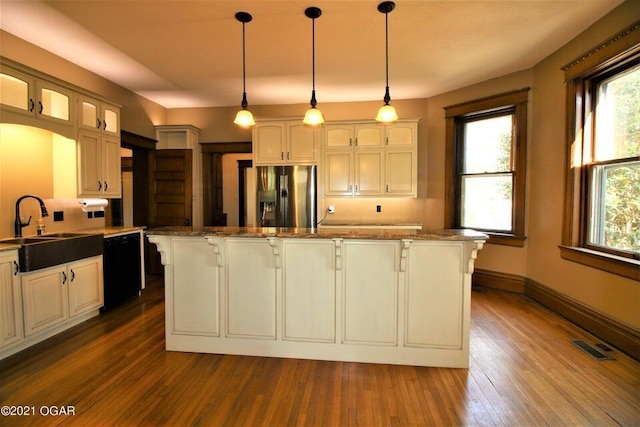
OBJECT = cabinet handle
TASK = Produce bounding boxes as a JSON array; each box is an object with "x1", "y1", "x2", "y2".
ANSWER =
[
  {"x1": 386, "y1": 184, "x2": 389, "y2": 192},
  {"x1": 281, "y1": 152, "x2": 284, "y2": 160},
  {"x1": 355, "y1": 137, "x2": 358, "y2": 146},
  {"x1": 13, "y1": 261, "x2": 19, "y2": 275},
  {"x1": 61, "y1": 271, "x2": 67, "y2": 285},
  {"x1": 349, "y1": 185, "x2": 352, "y2": 193},
  {"x1": 104, "y1": 181, "x2": 108, "y2": 191},
  {"x1": 29, "y1": 99, "x2": 35, "y2": 112},
  {"x1": 98, "y1": 181, "x2": 102, "y2": 191},
  {"x1": 355, "y1": 184, "x2": 359, "y2": 194},
  {"x1": 287, "y1": 152, "x2": 290, "y2": 160},
  {"x1": 103, "y1": 120, "x2": 107, "y2": 131},
  {"x1": 38, "y1": 101, "x2": 43, "y2": 114},
  {"x1": 70, "y1": 269, "x2": 75, "y2": 282},
  {"x1": 349, "y1": 137, "x2": 352, "y2": 146},
  {"x1": 96, "y1": 118, "x2": 101, "y2": 129}
]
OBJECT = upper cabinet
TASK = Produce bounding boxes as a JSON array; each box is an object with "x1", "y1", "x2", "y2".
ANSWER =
[
  {"x1": 323, "y1": 120, "x2": 418, "y2": 198},
  {"x1": 0, "y1": 68, "x2": 75, "y2": 137},
  {"x1": 253, "y1": 120, "x2": 319, "y2": 165},
  {"x1": 78, "y1": 95, "x2": 120, "y2": 136}
]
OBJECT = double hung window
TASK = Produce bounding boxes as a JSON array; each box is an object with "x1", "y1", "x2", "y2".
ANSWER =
[
  {"x1": 561, "y1": 24, "x2": 639, "y2": 280},
  {"x1": 445, "y1": 88, "x2": 529, "y2": 246}
]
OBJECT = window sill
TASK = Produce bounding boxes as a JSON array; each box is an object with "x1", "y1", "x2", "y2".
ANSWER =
[
  {"x1": 559, "y1": 245, "x2": 640, "y2": 281},
  {"x1": 485, "y1": 232, "x2": 526, "y2": 247}
]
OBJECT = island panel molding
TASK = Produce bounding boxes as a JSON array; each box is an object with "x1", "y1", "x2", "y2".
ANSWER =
[{"x1": 147, "y1": 227, "x2": 486, "y2": 368}]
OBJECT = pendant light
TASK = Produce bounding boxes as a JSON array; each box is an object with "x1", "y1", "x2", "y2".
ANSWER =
[
  {"x1": 375, "y1": 1, "x2": 398, "y2": 123},
  {"x1": 303, "y1": 6, "x2": 324, "y2": 125},
  {"x1": 233, "y1": 11, "x2": 255, "y2": 127}
]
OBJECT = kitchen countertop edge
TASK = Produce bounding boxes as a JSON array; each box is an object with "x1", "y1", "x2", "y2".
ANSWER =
[{"x1": 145, "y1": 226, "x2": 488, "y2": 241}]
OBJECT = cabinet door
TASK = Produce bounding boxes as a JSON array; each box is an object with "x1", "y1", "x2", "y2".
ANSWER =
[
  {"x1": 36, "y1": 80, "x2": 72, "y2": 125},
  {"x1": 78, "y1": 96, "x2": 101, "y2": 132},
  {"x1": 0, "y1": 70, "x2": 35, "y2": 117},
  {"x1": 101, "y1": 104, "x2": 120, "y2": 135},
  {"x1": 0, "y1": 252, "x2": 23, "y2": 348},
  {"x1": 342, "y1": 241, "x2": 398, "y2": 345},
  {"x1": 386, "y1": 123, "x2": 416, "y2": 147},
  {"x1": 325, "y1": 124, "x2": 354, "y2": 149},
  {"x1": 324, "y1": 151, "x2": 353, "y2": 196},
  {"x1": 68, "y1": 256, "x2": 103, "y2": 317},
  {"x1": 355, "y1": 124, "x2": 383, "y2": 148},
  {"x1": 77, "y1": 130, "x2": 104, "y2": 196},
  {"x1": 101, "y1": 135, "x2": 122, "y2": 198},
  {"x1": 22, "y1": 265, "x2": 69, "y2": 336},
  {"x1": 171, "y1": 238, "x2": 219, "y2": 336},
  {"x1": 287, "y1": 124, "x2": 316, "y2": 163},
  {"x1": 405, "y1": 242, "x2": 464, "y2": 348},
  {"x1": 253, "y1": 123, "x2": 285, "y2": 164},
  {"x1": 355, "y1": 151, "x2": 383, "y2": 195},
  {"x1": 225, "y1": 239, "x2": 276, "y2": 339},
  {"x1": 282, "y1": 240, "x2": 335, "y2": 342},
  {"x1": 386, "y1": 150, "x2": 416, "y2": 196}
]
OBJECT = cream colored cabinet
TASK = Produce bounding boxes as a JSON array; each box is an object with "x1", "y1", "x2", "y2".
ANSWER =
[
  {"x1": 253, "y1": 121, "x2": 318, "y2": 165},
  {"x1": 225, "y1": 238, "x2": 276, "y2": 339},
  {"x1": 0, "y1": 68, "x2": 74, "y2": 127},
  {"x1": 323, "y1": 120, "x2": 417, "y2": 197},
  {"x1": 282, "y1": 239, "x2": 336, "y2": 342},
  {"x1": 22, "y1": 256, "x2": 103, "y2": 337},
  {"x1": 404, "y1": 242, "x2": 465, "y2": 349},
  {"x1": 0, "y1": 251, "x2": 23, "y2": 349},
  {"x1": 78, "y1": 95, "x2": 120, "y2": 136},
  {"x1": 324, "y1": 123, "x2": 384, "y2": 149},
  {"x1": 77, "y1": 130, "x2": 121, "y2": 198},
  {"x1": 342, "y1": 240, "x2": 399, "y2": 345},
  {"x1": 169, "y1": 237, "x2": 220, "y2": 337},
  {"x1": 67, "y1": 257, "x2": 104, "y2": 318}
]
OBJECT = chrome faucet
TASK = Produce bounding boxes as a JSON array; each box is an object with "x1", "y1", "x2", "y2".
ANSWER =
[{"x1": 14, "y1": 195, "x2": 49, "y2": 238}]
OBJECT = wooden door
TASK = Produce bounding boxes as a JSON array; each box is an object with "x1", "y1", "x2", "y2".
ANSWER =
[{"x1": 147, "y1": 149, "x2": 192, "y2": 274}]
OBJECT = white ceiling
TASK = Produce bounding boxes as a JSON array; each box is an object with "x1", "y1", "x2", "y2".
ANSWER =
[{"x1": 0, "y1": 0, "x2": 624, "y2": 109}]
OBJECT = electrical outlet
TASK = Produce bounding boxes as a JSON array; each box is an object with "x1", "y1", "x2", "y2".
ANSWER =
[
  {"x1": 328, "y1": 205, "x2": 335, "y2": 214},
  {"x1": 376, "y1": 205, "x2": 382, "y2": 213}
]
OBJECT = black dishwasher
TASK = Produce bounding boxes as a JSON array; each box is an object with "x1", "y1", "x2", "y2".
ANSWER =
[{"x1": 102, "y1": 233, "x2": 142, "y2": 311}]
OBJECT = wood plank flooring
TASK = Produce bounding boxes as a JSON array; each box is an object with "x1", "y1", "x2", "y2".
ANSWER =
[{"x1": 0, "y1": 276, "x2": 638, "y2": 426}]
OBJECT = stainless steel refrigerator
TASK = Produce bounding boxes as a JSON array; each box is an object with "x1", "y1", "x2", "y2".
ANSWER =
[{"x1": 256, "y1": 165, "x2": 317, "y2": 228}]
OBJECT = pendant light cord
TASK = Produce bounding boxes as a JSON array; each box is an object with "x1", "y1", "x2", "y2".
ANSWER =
[
  {"x1": 310, "y1": 15, "x2": 317, "y2": 107},
  {"x1": 241, "y1": 21, "x2": 247, "y2": 107}
]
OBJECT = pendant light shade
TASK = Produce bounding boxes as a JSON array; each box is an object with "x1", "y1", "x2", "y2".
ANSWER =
[
  {"x1": 376, "y1": 1, "x2": 398, "y2": 123},
  {"x1": 233, "y1": 11, "x2": 255, "y2": 127},
  {"x1": 303, "y1": 6, "x2": 324, "y2": 125}
]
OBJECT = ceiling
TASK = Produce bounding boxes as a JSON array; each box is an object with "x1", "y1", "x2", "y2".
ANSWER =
[{"x1": 0, "y1": 0, "x2": 624, "y2": 109}]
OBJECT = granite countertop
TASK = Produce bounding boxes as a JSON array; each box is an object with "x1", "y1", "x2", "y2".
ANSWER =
[
  {"x1": 146, "y1": 226, "x2": 487, "y2": 241},
  {"x1": 319, "y1": 221, "x2": 423, "y2": 229},
  {"x1": 0, "y1": 226, "x2": 146, "y2": 252}
]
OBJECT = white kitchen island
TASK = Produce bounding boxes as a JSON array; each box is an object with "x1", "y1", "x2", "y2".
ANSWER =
[{"x1": 147, "y1": 227, "x2": 486, "y2": 368}]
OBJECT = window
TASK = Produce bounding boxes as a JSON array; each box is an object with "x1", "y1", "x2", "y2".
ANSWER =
[
  {"x1": 561, "y1": 23, "x2": 640, "y2": 280},
  {"x1": 445, "y1": 88, "x2": 529, "y2": 246}
]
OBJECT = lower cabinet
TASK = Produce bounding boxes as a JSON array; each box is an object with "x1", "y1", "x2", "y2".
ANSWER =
[
  {"x1": 0, "y1": 250, "x2": 23, "y2": 349},
  {"x1": 150, "y1": 235, "x2": 484, "y2": 367},
  {"x1": 22, "y1": 256, "x2": 103, "y2": 337}
]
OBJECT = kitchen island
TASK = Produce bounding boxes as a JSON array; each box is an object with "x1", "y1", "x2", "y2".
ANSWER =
[{"x1": 147, "y1": 226, "x2": 486, "y2": 368}]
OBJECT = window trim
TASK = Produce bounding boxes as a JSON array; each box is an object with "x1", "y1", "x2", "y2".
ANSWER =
[
  {"x1": 560, "y1": 22, "x2": 640, "y2": 281},
  {"x1": 445, "y1": 88, "x2": 530, "y2": 247}
]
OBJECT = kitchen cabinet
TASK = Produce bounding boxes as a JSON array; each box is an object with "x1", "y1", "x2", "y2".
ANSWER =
[
  {"x1": 148, "y1": 231, "x2": 485, "y2": 368},
  {"x1": 282, "y1": 239, "x2": 336, "y2": 342},
  {"x1": 323, "y1": 120, "x2": 417, "y2": 197},
  {"x1": 253, "y1": 121, "x2": 319, "y2": 165},
  {"x1": 225, "y1": 238, "x2": 276, "y2": 339},
  {"x1": 78, "y1": 95, "x2": 120, "y2": 136},
  {"x1": 0, "y1": 251, "x2": 23, "y2": 349},
  {"x1": 342, "y1": 240, "x2": 398, "y2": 345},
  {"x1": 22, "y1": 256, "x2": 103, "y2": 337},
  {"x1": 0, "y1": 68, "x2": 75, "y2": 135},
  {"x1": 77, "y1": 130, "x2": 122, "y2": 198}
]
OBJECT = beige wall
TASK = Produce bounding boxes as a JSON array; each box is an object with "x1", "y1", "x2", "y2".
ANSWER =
[
  {"x1": 1, "y1": 2, "x2": 637, "y2": 329},
  {"x1": 526, "y1": 2, "x2": 639, "y2": 328}
]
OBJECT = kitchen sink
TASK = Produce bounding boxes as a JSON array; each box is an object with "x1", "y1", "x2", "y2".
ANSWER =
[{"x1": 1, "y1": 233, "x2": 104, "y2": 272}]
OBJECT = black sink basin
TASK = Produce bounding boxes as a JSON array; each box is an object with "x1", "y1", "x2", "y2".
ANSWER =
[{"x1": 1, "y1": 233, "x2": 104, "y2": 272}]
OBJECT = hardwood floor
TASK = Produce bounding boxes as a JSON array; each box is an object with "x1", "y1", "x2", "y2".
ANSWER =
[{"x1": 1, "y1": 277, "x2": 638, "y2": 426}]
